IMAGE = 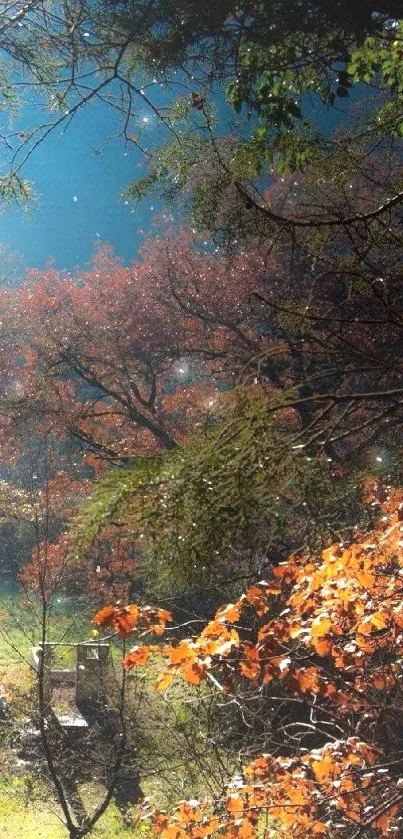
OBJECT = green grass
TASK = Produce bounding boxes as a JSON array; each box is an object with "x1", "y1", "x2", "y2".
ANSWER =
[
  {"x1": 0, "y1": 592, "x2": 234, "y2": 837},
  {"x1": 0, "y1": 777, "x2": 133, "y2": 839},
  {"x1": 0, "y1": 592, "x2": 95, "y2": 712}
]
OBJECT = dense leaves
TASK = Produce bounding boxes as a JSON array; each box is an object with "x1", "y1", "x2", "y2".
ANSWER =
[
  {"x1": 93, "y1": 601, "x2": 171, "y2": 637},
  {"x1": 71, "y1": 387, "x2": 368, "y2": 592},
  {"x1": 0, "y1": 235, "x2": 274, "y2": 466},
  {"x1": 93, "y1": 486, "x2": 403, "y2": 837},
  {"x1": 6, "y1": 4, "x2": 403, "y2": 839}
]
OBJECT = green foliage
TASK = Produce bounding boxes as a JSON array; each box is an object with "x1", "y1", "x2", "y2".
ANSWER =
[
  {"x1": 0, "y1": 176, "x2": 34, "y2": 207},
  {"x1": 121, "y1": 132, "x2": 242, "y2": 233},
  {"x1": 71, "y1": 389, "x2": 368, "y2": 591},
  {"x1": 348, "y1": 22, "x2": 403, "y2": 94},
  {"x1": 0, "y1": 0, "x2": 401, "y2": 208},
  {"x1": 71, "y1": 457, "x2": 161, "y2": 555},
  {"x1": 119, "y1": 2, "x2": 403, "y2": 238},
  {"x1": 121, "y1": 139, "x2": 197, "y2": 206}
]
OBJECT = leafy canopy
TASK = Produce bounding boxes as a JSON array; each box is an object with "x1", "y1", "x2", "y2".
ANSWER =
[{"x1": 0, "y1": 1, "x2": 402, "y2": 203}]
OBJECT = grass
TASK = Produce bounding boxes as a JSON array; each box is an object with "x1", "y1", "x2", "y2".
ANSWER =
[
  {"x1": 0, "y1": 776, "x2": 132, "y2": 839},
  {"x1": 0, "y1": 591, "x2": 235, "y2": 837},
  {"x1": 0, "y1": 592, "x2": 94, "y2": 712},
  {"x1": 123, "y1": 654, "x2": 234, "y2": 810},
  {"x1": 0, "y1": 593, "x2": 135, "y2": 838}
]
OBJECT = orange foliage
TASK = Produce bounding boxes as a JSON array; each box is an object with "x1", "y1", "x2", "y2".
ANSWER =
[
  {"x1": 92, "y1": 602, "x2": 172, "y2": 638},
  {"x1": 94, "y1": 487, "x2": 403, "y2": 837}
]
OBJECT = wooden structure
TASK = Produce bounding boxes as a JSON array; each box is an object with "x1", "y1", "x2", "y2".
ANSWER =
[{"x1": 32, "y1": 641, "x2": 111, "y2": 729}]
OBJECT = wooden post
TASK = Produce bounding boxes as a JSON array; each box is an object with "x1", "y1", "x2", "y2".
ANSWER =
[{"x1": 75, "y1": 643, "x2": 110, "y2": 706}]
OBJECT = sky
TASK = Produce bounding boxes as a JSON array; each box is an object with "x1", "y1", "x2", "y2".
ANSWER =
[
  {"x1": 0, "y1": 96, "x2": 160, "y2": 273},
  {"x1": 0, "y1": 75, "x2": 363, "y2": 277}
]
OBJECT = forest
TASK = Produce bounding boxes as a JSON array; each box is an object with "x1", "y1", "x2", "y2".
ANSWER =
[{"x1": 0, "y1": 0, "x2": 403, "y2": 836}]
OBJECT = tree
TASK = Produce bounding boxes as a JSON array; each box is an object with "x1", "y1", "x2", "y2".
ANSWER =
[
  {"x1": 122, "y1": 4, "x2": 403, "y2": 235},
  {"x1": 0, "y1": 477, "x2": 130, "y2": 836},
  {"x1": 66, "y1": 157, "x2": 403, "y2": 587},
  {"x1": 3, "y1": 476, "x2": 229, "y2": 838},
  {"x1": 0, "y1": 0, "x2": 402, "y2": 206},
  {"x1": 11, "y1": 487, "x2": 173, "y2": 839},
  {"x1": 92, "y1": 482, "x2": 403, "y2": 838},
  {"x1": 2, "y1": 198, "x2": 403, "y2": 593},
  {"x1": 70, "y1": 386, "x2": 371, "y2": 600},
  {"x1": 0, "y1": 235, "x2": 277, "y2": 466},
  {"x1": 5, "y1": 191, "x2": 403, "y2": 470}
]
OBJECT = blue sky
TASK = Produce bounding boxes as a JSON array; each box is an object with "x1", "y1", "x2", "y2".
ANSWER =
[
  {"x1": 0, "y1": 75, "x2": 362, "y2": 276},
  {"x1": 0, "y1": 97, "x2": 160, "y2": 273}
]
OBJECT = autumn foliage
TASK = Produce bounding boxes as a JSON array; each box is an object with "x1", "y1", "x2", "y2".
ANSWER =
[
  {"x1": 93, "y1": 485, "x2": 403, "y2": 837},
  {"x1": 3, "y1": 221, "x2": 403, "y2": 478},
  {"x1": 92, "y1": 601, "x2": 172, "y2": 639},
  {"x1": 0, "y1": 234, "x2": 271, "y2": 469}
]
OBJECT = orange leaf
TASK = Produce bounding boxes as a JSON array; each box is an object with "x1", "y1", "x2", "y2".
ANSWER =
[
  {"x1": 312, "y1": 822, "x2": 327, "y2": 834},
  {"x1": 245, "y1": 585, "x2": 269, "y2": 616},
  {"x1": 355, "y1": 570, "x2": 375, "y2": 589},
  {"x1": 204, "y1": 817, "x2": 220, "y2": 835},
  {"x1": 312, "y1": 755, "x2": 336, "y2": 783},
  {"x1": 161, "y1": 825, "x2": 185, "y2": 839},
  {"x1": 167, "y1": 643, "x2": 196, "y2": 665},
  {"x1": 311, "y1": 616, "x2": 332, "y2": 638},
  {"x1": 345, "y1": 808, "x2": 360, "y2": 823},
  {"x1": 92, "y1": 604, "x2": 116, "y2": 628},
  {"x1": 239, "y1": 645, "x2": 260, "y2": 679},
  {"x1": 155, "y1": 608, "x2": 173, "y2": 625},
  {"x1": 357, "y1": 620, "x2": 372, "y2": 636},
  {"x1": 272, "y1": 561, "x2": 296, "y2": 583},
  {"x1": 114, "y1": 605, "x2": 139, "y2": 636},
  {"x1": 374, "y1": 804, "x2": 400, "y2": 832},
  {"x1": 182, "y1": 661, "x2": 207, "y2": 685},
  {"x1": 313, "y1": 637, "x2": 333, "y2": 656},
  {"x1": 123, "y1": 645, "x2": 152, "y2": 668},
  {"x1": 153, "y1": 814, "x2": 169, "y2": 832},
  {"x1": 244, "y1": 757, "x2": 271, "y2": 779},
  {"x1": 340, "y1": 778, "x2": 355, "y2": 792},
  {"x1": 237, "y1": 819, "x2": 254, "y2": 839},
  {"x1": 371, "y1": 612, "x2": 388, "y2": 630},
  {"x1": 297, "y1": 667, "x2": 322, "y2": 694},
  {"x1": 215, "y1": 603, "x2": 241, "y2": 623},
  {"x1": 92, "y1": 604, "x2": 140, "y2": 636},
  {"x1": 154, "y1": 671, "x2": 175, "y2": 692},
  {"x1": 226, "y1": 794, "x2": 244, "y2": 815}
]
